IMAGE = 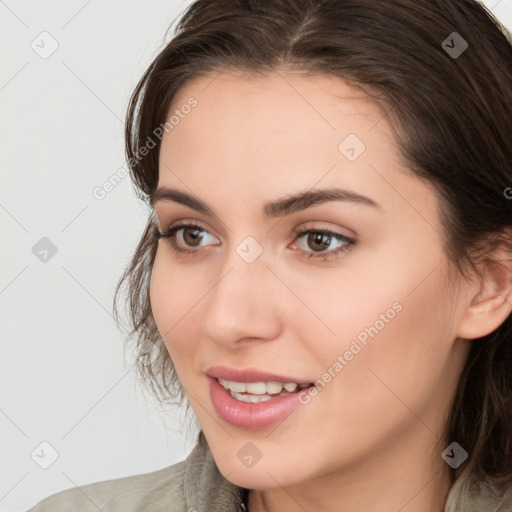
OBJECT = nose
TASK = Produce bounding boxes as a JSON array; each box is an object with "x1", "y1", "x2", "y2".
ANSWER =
[{"x1": 200, "y1": 255, "x2": 283, "y2": 348}]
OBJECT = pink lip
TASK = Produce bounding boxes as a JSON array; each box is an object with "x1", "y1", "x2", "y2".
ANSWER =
[
  {"x1": 206, "y1": 366, "x2": 315, "y2": 429},
  {"x1": 206, "y1": 365, "x2": 313, "y2": 384},
  {"x1": 208, "y1": 377, "x2": 311, "y2": 429}
]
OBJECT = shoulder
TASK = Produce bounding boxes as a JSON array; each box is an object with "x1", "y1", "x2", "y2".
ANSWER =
[
  {"x1": 27, "y1": 435, "x2": 247, "y2": 512},
  {"x1": 26, "y1": 458, "x2": 187, "y2": 512}
]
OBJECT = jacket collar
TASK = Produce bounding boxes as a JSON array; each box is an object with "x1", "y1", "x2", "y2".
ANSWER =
[
  {"x1": 184, "y1": 433, "x2": 248, "y2": 512},
  {"x1": 444, "y1": 466, "x2": 512, "y2": 512}
]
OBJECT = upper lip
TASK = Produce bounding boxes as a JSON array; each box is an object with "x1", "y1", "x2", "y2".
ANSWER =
[{"x1": 207, "y1": 365, "x2": 313, "y2": 384}]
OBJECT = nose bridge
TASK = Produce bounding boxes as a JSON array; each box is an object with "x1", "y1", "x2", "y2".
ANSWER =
[{"x1": 201, "y1": 244, "x2": 282, "y2": 345}]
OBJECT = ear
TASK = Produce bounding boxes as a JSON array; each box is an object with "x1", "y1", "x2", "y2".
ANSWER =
[{"x1": 457, "y1": 236, "x2": 512, "y2": 340}]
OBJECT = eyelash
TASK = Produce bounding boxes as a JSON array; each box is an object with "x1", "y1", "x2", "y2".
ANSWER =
[{"x1": 155, "y1": 222, "x2": 356, "y2": 262}]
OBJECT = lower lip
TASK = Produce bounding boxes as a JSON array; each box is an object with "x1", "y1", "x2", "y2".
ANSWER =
[{"x1": 209, "y1": 377, "x2": 310, "y2": 430}]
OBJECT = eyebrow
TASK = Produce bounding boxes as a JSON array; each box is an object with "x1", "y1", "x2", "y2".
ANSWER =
[{"x1": 150, "y1": 186, "x2": 381, "y2": 219}]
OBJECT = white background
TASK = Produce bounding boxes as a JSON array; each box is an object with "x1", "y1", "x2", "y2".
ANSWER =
[{"x1": 1, "y1": 1, "x2": 511, "y2": 511}]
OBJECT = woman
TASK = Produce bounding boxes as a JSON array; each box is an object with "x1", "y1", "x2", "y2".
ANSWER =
[{"x1": 28, "y1": 0, "x2": 512, "y2": 510}]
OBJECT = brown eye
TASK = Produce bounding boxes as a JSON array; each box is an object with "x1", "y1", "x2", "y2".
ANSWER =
[
  {"x1": 291, "y1": 228, "x2": 356, "y2": 262},
  {"x1": 306, "y1": 232, "x2": 332, "y2": 252},
  {"x1": 156, "y1": 223, "x2": 220, "y2": 254},
  {"x1": 181, "y1": 227, "x2": 205, "y2": 247}
]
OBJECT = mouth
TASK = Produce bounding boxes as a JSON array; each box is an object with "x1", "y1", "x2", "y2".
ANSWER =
[
  {"x1": 207, "y1": 370, "x2": 316, "y2": 429},
  {"x1": 217, "y1": 377, "x2": 313, "y2": 403}
]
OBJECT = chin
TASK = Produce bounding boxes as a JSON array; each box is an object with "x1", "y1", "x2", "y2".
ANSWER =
[
  {"x1": 210, "y1": 445, "x2": 307, "y2": 490},
  {"x1": 221, "y1": 465, "x2": 295, "y2": 490}
]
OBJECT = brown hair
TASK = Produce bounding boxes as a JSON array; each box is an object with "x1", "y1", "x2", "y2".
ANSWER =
[{"x1": 113, "y1": 0, "x2": 512, "y2": 500}]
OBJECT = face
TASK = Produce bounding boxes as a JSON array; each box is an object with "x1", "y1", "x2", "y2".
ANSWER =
[{"x1": 150, "y1": 70, "x2": 471, "y2": 490}]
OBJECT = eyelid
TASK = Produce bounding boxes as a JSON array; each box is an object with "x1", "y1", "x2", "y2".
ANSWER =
[
  {"x1": 157, "y1": 218, "x2": 220, "y2": 238},
  {"x1": 290, "y1": 220, "x2": 356, "y2": 238}
]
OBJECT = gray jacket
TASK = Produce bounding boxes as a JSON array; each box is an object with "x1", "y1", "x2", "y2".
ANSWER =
[{"x1": 27, "y1": 435, "x2": 512, "y2": 511}]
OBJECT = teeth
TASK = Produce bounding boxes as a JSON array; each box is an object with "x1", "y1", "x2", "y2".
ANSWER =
[
  {"x1": 230, "y1": 381, "x2": 247, "y2": 393},
  {"x1": 231, "y1": 391, "x2": 273, "y2": 403},
  {"x1": 217, "y1": 378, "x2": 306, "y2": 395},
  {"x1": 262, "y1": 381, "x2": 280, "y2": 394},
  {"x1": 246, "y1": 382, "x2": 267, "y2": 394},
  {"x1": 218, "y1": 377, "x2": 230, "y2": 388}
]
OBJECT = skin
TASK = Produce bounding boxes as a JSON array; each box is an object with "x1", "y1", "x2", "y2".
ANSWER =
[{"x1": 149, "y1": 70, "x2": 511, "y2": 512}]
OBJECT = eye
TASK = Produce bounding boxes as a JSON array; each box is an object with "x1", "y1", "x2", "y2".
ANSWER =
[
  {"x1": 290, "y1": 227, "x2": 355, "y2": 261},
  {"x1": 156, "y1": 222, "x2": 356, "y2": 262},
  {"x1": 156, "y1": 222, "x2": 219, "y2": 255}
]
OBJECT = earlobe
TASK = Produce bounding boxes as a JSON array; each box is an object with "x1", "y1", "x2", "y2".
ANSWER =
[{"x1": 457, "y1": 241, "x2": 512, "y2": 340}]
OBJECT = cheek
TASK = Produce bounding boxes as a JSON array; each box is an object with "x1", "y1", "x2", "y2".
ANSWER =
[
  {"x1": 301, "y1": 263, "x2": 406, "y2": 369},
  {"x1": 311, "y1": 245, "x2": 453, "y2": 398},
  {"x1": 149, "y1": 251, "x2": 202, "y2": 367},
  {"x1": 321, "y1": 268, "x2": 454, "y2": 432}
]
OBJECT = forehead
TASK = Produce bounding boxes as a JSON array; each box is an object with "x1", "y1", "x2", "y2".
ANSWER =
[
  {"x1": 169, "y1": 70, "x2": 385, "y2": 140},
  {"x1": 159, "y1": 70, "x2": 402, "y2": 178}
]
